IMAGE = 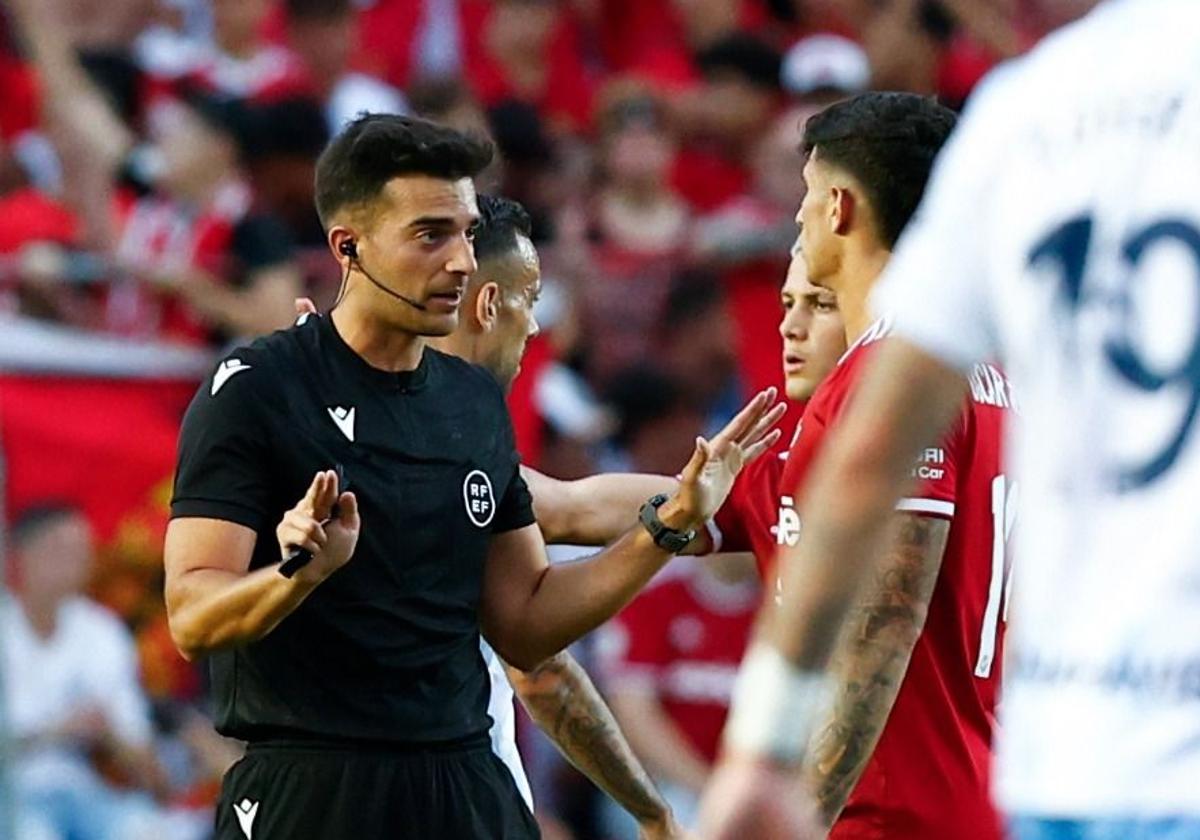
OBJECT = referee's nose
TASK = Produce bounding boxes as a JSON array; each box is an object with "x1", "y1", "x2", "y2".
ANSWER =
[{"x1": 446, "y1": 231, "x2": 478, "y2": 277}]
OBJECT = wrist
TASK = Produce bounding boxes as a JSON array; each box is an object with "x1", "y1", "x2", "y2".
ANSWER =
[
  {"x1": 657, "y1": 496, "x2": 702, "y2": 532},
  {"x1": 723, "y1": 643, "x2": 834, "y2": 765}
]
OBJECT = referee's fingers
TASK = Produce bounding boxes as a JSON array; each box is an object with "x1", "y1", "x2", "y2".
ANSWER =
[
  {"x1": 301, "y1": 470, "x2": 327, "y2": 514},
  {"x1": 336, "y1": 491, "x2": 359, "y2": 530},
  {"x1": 313, "y1": 471, "x2": 338, "y2": 520},
  {"x1": 679, "y1": 436, "x2": 710, "y2": 486},
  {"x1": 279, "y1": 513, "x2": 329, "y2": 548}
]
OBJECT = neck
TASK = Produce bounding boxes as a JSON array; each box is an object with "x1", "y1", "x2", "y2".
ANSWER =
[
  {"x1": 833, "y1": 240, "x2": 892, "y2": 344},
  {"x1": 332, "y1": 295, "x2": 425, "y2": 372},
  {"x1": 427, "y1": 330, "x2": 470, "y2": 363},
  {"x1": 21, "y1": 596, "x2": 60, "y2": 639}
]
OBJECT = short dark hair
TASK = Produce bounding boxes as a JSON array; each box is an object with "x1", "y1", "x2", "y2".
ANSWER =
[
  {"x1": 314, "y1": 113, "x2": 493, "y2": 228},
  {"x1": 802, "y1": 92, "x2": 956, "y2": 247},
  {"x1": 474, "y1": 194, "x2": 533, "y2": 265},
  {"x1": 11, "y1": 502, "x2": 81, "y2": 549}
]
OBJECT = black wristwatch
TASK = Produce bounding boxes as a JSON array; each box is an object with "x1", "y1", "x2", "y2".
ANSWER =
[{"x1": 638, "y1": 493, "x2": 697, "y2": 554}]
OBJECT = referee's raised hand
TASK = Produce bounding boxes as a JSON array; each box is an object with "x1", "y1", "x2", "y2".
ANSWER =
[
  {"x1": 673, "y1": 387, "x2": 786, "y2": 527},
  {"x1": 276, "y1": 470, "x2": 361, "y2": 584}
]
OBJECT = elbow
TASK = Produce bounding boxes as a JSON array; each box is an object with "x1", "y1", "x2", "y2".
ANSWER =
[
  {"x1": 507, "y1": 651, "x2": 571, "y2": 696},
  {"x1": 168, "y1": 615, "x2": 205, "y2": 662},
  {"x1": 166, "y1": 603, "x2": 224, "y2": 662},
  {"x1": 501, "y1": 646, "x2": 554, "y2": 674}
]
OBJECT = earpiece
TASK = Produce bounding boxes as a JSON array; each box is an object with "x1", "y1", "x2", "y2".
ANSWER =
[{"x1": 339, "y1": 240, "x2": 358, "y2": 258}]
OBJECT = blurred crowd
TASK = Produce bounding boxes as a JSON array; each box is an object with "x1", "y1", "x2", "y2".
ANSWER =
[{"x1": 0, "y1": 0, "x2": 1032, "y2": 837}]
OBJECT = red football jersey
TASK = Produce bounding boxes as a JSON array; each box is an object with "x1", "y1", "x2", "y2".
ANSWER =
[
  {"x1": 711, "y1": 403, "x2": 801, "y2": 567},
  {"x1": 778, "y1": 317, "x2": 1012, "y2": 840},
  {"x1": 597, "y1": 566, "x2": 759, "y2": 764}
]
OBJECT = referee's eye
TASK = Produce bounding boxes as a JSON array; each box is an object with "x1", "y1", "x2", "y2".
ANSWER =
[{"x1": 465, "y1": 225, "x2": 479, "y2": 243}]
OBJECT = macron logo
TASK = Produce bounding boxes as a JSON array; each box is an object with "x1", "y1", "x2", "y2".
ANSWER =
[
  {"x1": 327, "y1": 405, "x2": 355, "y2": 442},
  {"x1": 233, "y1": 798, "x2": 259, "y2": 839},
  {"x1": 211, "y1": 359, "x2": 252, "y2": 396}
]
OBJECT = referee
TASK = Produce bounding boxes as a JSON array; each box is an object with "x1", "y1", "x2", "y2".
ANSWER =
[{"x1": 164, "y1": 113, "x2": 780, "y2": 839}]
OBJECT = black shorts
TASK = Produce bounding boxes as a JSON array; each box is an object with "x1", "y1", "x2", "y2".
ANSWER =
[{"x1": 214, "y1": 739, "x2": 540, "y2": 839}]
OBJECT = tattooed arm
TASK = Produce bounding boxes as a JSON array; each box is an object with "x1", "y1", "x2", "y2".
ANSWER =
[
  {"x1": 505, "y1": 654, "x2": 686, "y2": 839},
  {"x1": 803, "y1": 513, "x2": 950, "y2": 826}
]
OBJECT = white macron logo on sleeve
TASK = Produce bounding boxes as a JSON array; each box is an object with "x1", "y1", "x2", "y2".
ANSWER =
[
  {"x1": 211, "y1": 359, "x2": 252, "y2": 396},
  {"x1": 327, "y1": 405, "x2": 356, "y2": 442},
  {"x1": 233, "y1": 798, "x2": 259, "y2": 839}
]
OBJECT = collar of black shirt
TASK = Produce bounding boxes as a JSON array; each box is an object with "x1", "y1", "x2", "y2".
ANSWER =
[{"x1": 317, "y1": 313, "x2": 432, "y2": 394}]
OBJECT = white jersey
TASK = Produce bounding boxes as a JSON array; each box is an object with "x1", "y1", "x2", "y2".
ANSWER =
[
  {"x1": 873, "y1": 0, "x2": 1200, "y2": 818},
  {"x1": 481, "y1": 638, "x2": 534, "y2": 811}
]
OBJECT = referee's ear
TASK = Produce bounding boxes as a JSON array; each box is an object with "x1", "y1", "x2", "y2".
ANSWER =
[{"x1": 474, "y1": 281, "x2": 501, "y2": 332}]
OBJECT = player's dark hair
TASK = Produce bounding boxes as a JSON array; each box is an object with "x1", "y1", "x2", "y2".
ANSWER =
[
  {"x1": 11, "y1": 502, "x2": 81, "y2": 548},
  {"x1": 314, "y1": 113, "x2": 493, "y2": 228},
  {"x1": 474, "y1": 194, "x2": 532, "y2": 265},
  {"x1": 802, "y1": 92, "x2": 956, "y2": 248}
]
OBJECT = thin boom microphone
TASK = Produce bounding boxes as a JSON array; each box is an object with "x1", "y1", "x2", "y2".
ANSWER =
[{"x1": 353, "y1": 257, "x2": 428, "y2": 311}]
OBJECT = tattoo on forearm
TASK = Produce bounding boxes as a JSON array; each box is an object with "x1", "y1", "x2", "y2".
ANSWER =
[
  {"x1": 514, "y1": 653, "x2": 667, "y2": 823},
  {"x1": 805, "y1": 515, "x2": 948, "y2": 824}
]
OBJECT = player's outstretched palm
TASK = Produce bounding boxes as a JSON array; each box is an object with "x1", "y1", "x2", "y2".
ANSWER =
[
  {"x1": 676, "y1": 387, "x2": 786, "y2": 524},
  {"x1": 276, "y1": 469, "x2": 360, "y2": 584}
]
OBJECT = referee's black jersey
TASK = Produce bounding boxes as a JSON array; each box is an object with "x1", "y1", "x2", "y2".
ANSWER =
[{"x1": 171, "y1": 313, "x2": 535, "y2": 746}]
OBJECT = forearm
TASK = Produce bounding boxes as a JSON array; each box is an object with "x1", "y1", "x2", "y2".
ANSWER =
[
  {"x1": 12, "y1": 1, "x2": 133, "y2": 174},
  {"x1": 500, "y1": 525, "x2": 677, "y2": 668},
  {"x1": 766, "y1": 346, "x2": 965, "y2": 671},
  {"x1": 167, "y1": 565, "x2": 318, "y2": 660},
  {"x1": 525, "y1": 468, "x2": 679, "y2": 546},
  {"x1": 506, "y1": 654, "x2": 672, "y2": 826},
  {"x1": 609, "y1": 692, "x2": 712, "y2": 792},
  {"x1": 803, "y1": 515, "x2": 948, "y2": 823}
]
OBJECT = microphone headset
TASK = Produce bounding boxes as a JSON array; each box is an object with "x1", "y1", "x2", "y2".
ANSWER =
[{"x1": 335, "y1": 239, "x2": 427, "y2": 311}]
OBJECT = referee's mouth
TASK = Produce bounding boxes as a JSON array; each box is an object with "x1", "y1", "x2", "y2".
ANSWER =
[{"x1": 425, "y1": 289, "x2": 465, "y2": 312}]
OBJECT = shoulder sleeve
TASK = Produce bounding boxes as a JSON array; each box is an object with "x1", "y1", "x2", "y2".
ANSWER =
[
  {"x1": 870, "y1": 68, "x2": 1019, "y2": 371},
  {"x1": 170, "y1": 354, "x2": 275, "y2": 531},
  {"x1": 897, "y1": 407, "x2": 966, "y2": 520}
]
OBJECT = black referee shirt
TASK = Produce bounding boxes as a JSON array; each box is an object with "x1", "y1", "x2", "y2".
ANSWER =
[{"x1": 171, "y1": 313, "x2": 535, "y2": 745}]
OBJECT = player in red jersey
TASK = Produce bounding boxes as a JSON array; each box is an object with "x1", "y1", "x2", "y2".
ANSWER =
[
  {"x1": 707, "y1": 239, "x2": 847, "y2": 569},
  {"x1": 515, "y1": 237, "x2": 845, "y2": 565},
  {"x1": 704, "y1": 92, "x2": 1013, "y2": 840}
]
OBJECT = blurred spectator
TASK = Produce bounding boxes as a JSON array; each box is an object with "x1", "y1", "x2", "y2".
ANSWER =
[
  {"x1": 565, "y1": 90, "x2": 691, "y2": 387},
  {"x1": 670, "y1": 32, "x2": 784, "y2": 212},
  {"x1": 2, "y1": 503, "x2": 174, "y2": 840},
  {"x1": 8, "y1": 0, "x2": 303, "y2": 345},
  {"x1": 137, "y1": 0, "x2": 307, "y2": 100},
  {"x1": 780, "y1": 32, "x2": 870, "y2": 100},
  {"x1": 586, "y1": 0, "x2": 772, "y2": 88},
  {"x1": 656, "y1": 271, "x2": 740, "y2": 423},
  {"x1": 690, "y1": 103, "x2": 817, "y2": 400},
  {"x1": 241, "y1": 95, "x2": 330, "y2": 248},
  {"x1": 601, "y1": 366, "x2": 705, "y2": 475},
  {"x1": 352, "y1": 0, "x2": 466, "y2": 89},
  {"x1": 596, "y1": 554, "x2": 760, "y2": 836},
  {"x1": 465, "y1": 0, "x2": 597, "y2": 137},
  {"x1": 280, "y1": 0, "x2": 408, "y2": 133}
]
